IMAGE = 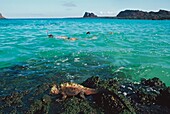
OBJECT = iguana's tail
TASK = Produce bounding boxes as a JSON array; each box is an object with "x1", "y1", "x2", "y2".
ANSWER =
[{"x1": 84, "y1": 88, "x2": 99, "y2": 95}]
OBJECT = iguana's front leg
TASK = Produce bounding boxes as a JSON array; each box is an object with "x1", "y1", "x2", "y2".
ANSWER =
[
  {"x1": 61, "y1": 92, "x2": 67, "y2": 100},
  {"x1": 79, "y1": 91, "x2": 86, "y2": 99},
  {"x1": 56, "y1": 92, "x2": 67, "y2": 102}
]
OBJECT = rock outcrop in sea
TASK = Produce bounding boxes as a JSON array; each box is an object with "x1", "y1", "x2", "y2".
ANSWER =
[
  {"x1": 0, "y1": 13, "x2": 5, "y2": 19},
  {"x1": 83, "y1": 12, "x2": 98, "y2": 18},
  {"x1": 116, "y1": 9, "x2": 170, "y2": 20}
]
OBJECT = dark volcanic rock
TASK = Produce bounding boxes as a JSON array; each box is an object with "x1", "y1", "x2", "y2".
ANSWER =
[
  {"x1": 0, "y1": 13, "x2": 5, "y2": 19},
  {"x1": 1, "y1": 76, "x2": 170, "y2": 114},
  {"x1": 141, "y1": 77, "x2": 166, "y2": 88},
  {"x1": 117, "y1": 9, "x2": 170, "y2": 20},
  {"x1": 50, "y1": 97, "x2": 101, "y2": 114},
  {"x1": 157, "y1": 87, "x2": 170, "y2": 108},
  {"x1": 82, "y1": 76, "x2": 100, "y2": 88},
  {"x1": 93, "y1": 90, "x2": 133, "y2": 114},
  {"x1": 83, "y1": 12, "x2": 98, "y2": 18}
]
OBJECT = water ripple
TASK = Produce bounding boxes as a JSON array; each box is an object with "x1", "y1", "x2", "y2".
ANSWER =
[{"x1": 0, "y1": 19, "x2": 170, "y2": 86}]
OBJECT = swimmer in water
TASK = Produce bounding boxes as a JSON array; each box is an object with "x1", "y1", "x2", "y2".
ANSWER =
[
  {"x1": 67, "y1": 37, "x2": 77, "y2": 41},
  {"x1": 46, "y1": 30, "x2": 54, "y2": 38},
  {"x1": 57, "y1": 36, "x2": 77, "y2": 41},
  {"x1": 46, "y1": 30, "x2": 77, "y2": 40},
  {"x1": 48, "y1": 34, "x2": 54, "y2": 38},
  {"x1": 86, "y1": 31, "x2": 90, "y2": 34},
  {"x1": 109, "y1": 32, "x2": 114, "y2": 34},
  {"x1": 57, "y1": 36, "x2": 69, "y2": 39}
]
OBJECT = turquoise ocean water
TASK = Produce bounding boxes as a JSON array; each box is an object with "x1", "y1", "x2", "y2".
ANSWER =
[{"x1": 0, "y1": 19, "x2": 170, "y2": 95}]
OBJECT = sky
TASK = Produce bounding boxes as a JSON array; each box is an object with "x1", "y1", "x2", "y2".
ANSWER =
[{"x1": 0, "y1": 0, "x2": 170, "y2": 18}]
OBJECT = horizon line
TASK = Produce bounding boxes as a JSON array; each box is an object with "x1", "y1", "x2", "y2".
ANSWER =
[{"x1": 1, "y1": 9, "x2": 170, "y2": 19}]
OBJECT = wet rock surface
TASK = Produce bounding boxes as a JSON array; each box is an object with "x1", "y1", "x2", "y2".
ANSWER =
[{"x1": 1, "y1": 76, "x2": 170, "y2": 114}]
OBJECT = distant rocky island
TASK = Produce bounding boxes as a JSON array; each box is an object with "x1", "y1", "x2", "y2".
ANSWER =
[
  {"x1": 117, "y1": 10, "x2": 170, "y2": 20},
  {"x1": 83, "y1": 10, "x2": 170, "y2": 20},
  {"x1": 83, "y1": 12, "x2": 98, "y2": 18},
  {"x1": 0, "y1": 13, "x2": 5, "y2": 19}
]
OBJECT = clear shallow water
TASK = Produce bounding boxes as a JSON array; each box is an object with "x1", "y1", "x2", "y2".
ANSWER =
[{"x1": 0, "y1": 19, "x2": 170, "y2": 95}]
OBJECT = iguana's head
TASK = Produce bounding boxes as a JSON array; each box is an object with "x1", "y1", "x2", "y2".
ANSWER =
[{"x1": 50, "y1": 84, "x2": 59, "y2": 94}]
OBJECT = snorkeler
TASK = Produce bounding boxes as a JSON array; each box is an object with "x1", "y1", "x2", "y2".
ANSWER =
[
  {"x1": 57, "y1": 36, "x2": 69, "y2": 39},
  {"x1": 46, "y1": 30, "x2": 54, "y2": 38},
  {"x1": 67, "y1": 37, "x2": 77, "y2": 41},
  {"x1": 46, "y1": 30, "x2": 77, "y2": 40},
  {"x1": 48, "y1": 34, "x2": 54, "y2": 38},
  {"x1": 56, "y1": 35, "x2": 78, "y2": 41},
  {"x1": 86, "y1": 31, "x2": 90, "y2": 34}
]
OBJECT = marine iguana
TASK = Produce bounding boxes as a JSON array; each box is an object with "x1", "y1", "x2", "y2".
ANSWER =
[
  {"x1": 50, "y1": 82, "x2": 98, "y2": 100},
  {"x1": 50, "y1": 82, "x2": 132, "y2": 112}
]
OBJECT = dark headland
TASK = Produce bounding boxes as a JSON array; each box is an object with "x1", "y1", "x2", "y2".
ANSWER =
[
  {"x1": 117, "y1": 9, "x2": 170, "y2": 20},
  {"x1": 83, "y1": 10, "x2": 170, "y2": 20},
  {"x1": 0, "y1": 13, "x2": 5, "y2": 19}
]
